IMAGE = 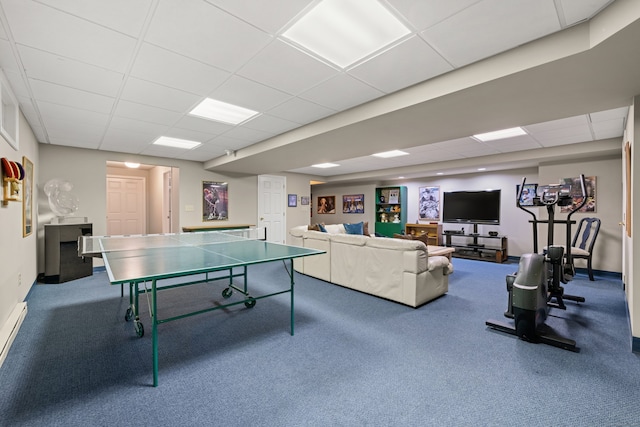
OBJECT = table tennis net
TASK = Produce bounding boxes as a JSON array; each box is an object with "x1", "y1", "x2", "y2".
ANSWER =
[{"x1": 80, "y1": 227, "x2": 267, "y2": 255}]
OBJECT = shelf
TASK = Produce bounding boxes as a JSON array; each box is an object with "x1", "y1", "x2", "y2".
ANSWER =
[
  {"x1": 442, "y1": 233, "x2": 508, "y2": 263},
  {"x1": 405, "y1": 223, "x2": 442, "y2": 245},
  {"x1": 375, "y1": 186, "x2": 407, "y2": 237}
]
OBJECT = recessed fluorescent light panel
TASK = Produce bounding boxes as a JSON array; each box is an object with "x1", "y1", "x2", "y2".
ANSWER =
[
  {"x1": 473, "y1": 127, "x2": 527, "y2": 142},
  {"x1": 372, "y1": 150, "x2": 409, "y2": 158},
  {"x1": 312, "y1": 163, "x2": 340, "y2": 168},
  {"x1": 282, "y1": 0, "x2": 410, "y2": 68},
  {"x1": 189, "y1": 98, "x2": 259, "y2": 125},
  {"x1": 124, "y1": 162, "x2": 140, "y2": 169},
  {"x1": 153, "y1": 136, "x2": 201, "y2": 150}
]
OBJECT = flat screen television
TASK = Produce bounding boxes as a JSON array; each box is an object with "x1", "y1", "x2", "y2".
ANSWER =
[{"x1": 442, "y1": 190, "x2": 501, "y2": 225}]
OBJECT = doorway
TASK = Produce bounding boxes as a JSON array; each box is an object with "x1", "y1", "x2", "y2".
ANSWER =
[
  {"x1": 105, "y1": 161, "x2": 178, "y2": 235},
  {"x1": 257, "y1": 175, "x2": 286, "y2": 243}
]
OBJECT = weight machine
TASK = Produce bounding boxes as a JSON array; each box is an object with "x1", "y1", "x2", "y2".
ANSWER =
[{"x1": 485, "y1": 174, "x2": 587, "y2": 352}]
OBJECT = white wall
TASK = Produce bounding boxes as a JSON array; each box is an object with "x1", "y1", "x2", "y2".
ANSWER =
[
  {"x1": 0, "y1": 111, "x2": 39, "y2": 363},
  {"x1": 37, "y1": 145, "x2": 316, "y2": 270},
  {"x1": 311, "y1": 159, "x2": 622, "y2": 274}
]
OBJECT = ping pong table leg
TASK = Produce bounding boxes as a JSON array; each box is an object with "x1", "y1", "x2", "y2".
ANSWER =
[
  {"x1": 289, "y1": 260, "x2": 295, "y2": 336},
  {"x1": 152, "y1": 279, "x2": 159, "y2": 387}
]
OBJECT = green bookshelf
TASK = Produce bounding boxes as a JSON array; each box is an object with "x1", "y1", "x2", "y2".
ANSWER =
[{"x1": 375, "y1": 186, "x2": 407, "y2": 237}]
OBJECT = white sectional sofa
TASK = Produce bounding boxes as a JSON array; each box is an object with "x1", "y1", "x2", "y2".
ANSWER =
[{"x1": 289, "y1": 223, "x2": 454, "y2": 307}]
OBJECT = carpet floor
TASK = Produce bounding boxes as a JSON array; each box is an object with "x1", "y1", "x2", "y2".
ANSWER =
[{"x1": 0, "y1": 258, "x2": 638, "y2": 426}]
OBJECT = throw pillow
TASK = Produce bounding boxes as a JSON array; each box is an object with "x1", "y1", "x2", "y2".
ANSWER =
[
  {"x1": 363, "y1": 221, "x2": 370, "y2": 236},
  {"x1": 318, "y1": 223, "x2": 327, "y2": 233},
  {"x1": 308, "y1": 223, "x2": 319, "y2": 231},
  {"x1": 344, "y1": 222, "x2": 364, "y2": 235}
]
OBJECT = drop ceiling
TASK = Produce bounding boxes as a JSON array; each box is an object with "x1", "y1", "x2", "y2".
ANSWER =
[{"x1": 0, "y1": 0, "x2": 637, "y2": 183}]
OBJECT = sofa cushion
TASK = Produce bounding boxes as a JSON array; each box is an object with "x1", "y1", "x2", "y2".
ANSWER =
[
  {"x1": 365, "y1": 236, "x2": 426, "y2": 251},
  {"x1": 331, "y1": 233, "x2": 369, "y2": 246},
  {"x1": 324, "y1": 224, "x2": 345, "y2": 234},
  {"x1": 344, "y1": 221, "x2": 364, "y2": 235}
]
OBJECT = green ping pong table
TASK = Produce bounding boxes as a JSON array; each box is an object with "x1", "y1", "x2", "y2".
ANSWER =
[{"x1": 79, "y1": 228, "x2": 324, "y2": 387}]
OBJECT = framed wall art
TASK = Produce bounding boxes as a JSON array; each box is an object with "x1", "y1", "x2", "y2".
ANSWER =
[
  {"x1": 22, "y1": 156, "x2": 33, "y2": 236},
  {"x1": 301, "y1": 196, "x2": 310, "y2": 206},
  {"x1": 560, "y1": 176, "x2": 596, "y2": 213},
  {"x1": 342, "y1": 194, "x2": 364, "y2": 213},
  {"x1": 419, "y1": 186, "x2": 440, "y2": 221},
  {"x1": 288, "y1": 194, "x2": 297, "y2": 207},
  {"x1": 317, "y1": 195, "x2": 335, "y2": 214},
  {"x1": 516, "y1": 183, "x2": 537, "y2": 206},
  {"x1": 202, "y1": 181, "x2": 228, "y2": 221}
]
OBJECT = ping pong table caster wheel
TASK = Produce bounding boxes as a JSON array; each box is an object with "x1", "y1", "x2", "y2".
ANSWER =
[
  {"x1": 222, "y1": 288, "x2": 233, "y2": 299},
  {"x1": 125, "y1": 307, "x2": 133, "y2": 322},
  {"x1": 135, "y1": 321, "x2": 144, "y2": 338},
  {"x1": 244, "y1": 298, "x2": 256, "y2": 309}
]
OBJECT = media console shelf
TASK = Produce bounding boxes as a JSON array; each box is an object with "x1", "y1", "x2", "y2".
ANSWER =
[{"x1": 442, "y1": 233, "x2": 508, "y2": 263}]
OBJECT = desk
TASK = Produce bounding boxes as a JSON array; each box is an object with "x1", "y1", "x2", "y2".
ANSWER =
[{"x1": 80, "y1": 228, "x2": 323, "y2": 386}]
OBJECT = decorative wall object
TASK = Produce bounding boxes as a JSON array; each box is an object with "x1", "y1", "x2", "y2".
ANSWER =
[
  {"x1": 317, "y1": 195, "x2": 335, "y2": 214},
  {"x1": 516, "y1": 183, "x2": 537, "y2": 206},
  {"x1": 300, "y1": 196, "x2": 309, "y2": 205},
  {"x1": 419, "y1": 186, "x2": 440, "y2": 221},
  {"x1": 2, "y1": 157, "x2": 24, "y2": 204},
  {"x1": 202, "y1": 181, "x2": 228, "y2": 221},
  {"x1": 342, "y1": 194, "x2": 364, "y2": 213},
  {"x1": 22, "y1": 156, "x2": 33, "y2": 236},
  {"x1": 288, "y1": 194, "x2": 297, "y2": 207},
  {"x1": 44, "y1": 178, "x2": 79, "y2": 217},
  {"x1": 560, "y1": 176, "x2": 596, "y2": 213}
]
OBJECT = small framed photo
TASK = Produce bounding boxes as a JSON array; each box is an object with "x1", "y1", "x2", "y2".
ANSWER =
[
  {"x1": 517, "y1": 184, "x2": 537, "y2": 206},
  {"x1": 301, "y1": 196, "x2": 310, "y2": 206},
  {"x1": 288, "y1": 194, "x2": 297, "y2": 207}
]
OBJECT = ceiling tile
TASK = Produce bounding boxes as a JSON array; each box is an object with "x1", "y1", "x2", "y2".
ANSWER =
[
  {"x1": 242, "y1": 113, "x2": 299, "y2": 135},
  {"x1": 37, "y1": 100, "x2": 110, "y2": 128},
  {"x1": 350, "y1": 35, "x2": 453, "y2": 94},
  {"x1": 420, "y1": 0, "x2": 561, "y2": 67},
  {"x1": 559, "y1": 0, "x2": 615, "y2": 26},
  {"x1": 109, "y1": 116, "x2": 169, "y2": 135},
  {"x1": 35, "y1": 0, "x2": 153, "y2": 37},
  {"x1": 145, "y1": 0, "x2": 272, "y2": 71},
  {"x1": 299, "y1": 73, "x2": 384, "y2": 111},
  {"x1": 208, "y1": 75, "x2": 291, "y2": 112},
  {"x1": 18, "y1": 45, "x2": 124, "y2": 97},
  {"x1": 205, "y1": 0, "x2": 314, "y2": 34},
  {"x1": 113, "y1": 100, "x2": 182, "y2": 126},
  {"x1": 266, "y1": 96, "x2": 335, "y2": 124},
  {"x1": 120, "y1": 77, "x2": 201, "y2": 112},
  {"x1": 3, "y1": 0, "x2": 137, "y2": 72},
  {"x1": 592, "y1": 118, "x2": 625, "y2": 140},
  {"x1": 100, "y1": 127, "x2": 155, "y2": 153},
  {"x1": 237, "y1": 39, "x2": 339, "y2": 95},
  {"x1": 29, "y1": 79, "x2": 115, "y2": 114},
  {"x1": 387, "y1": 0, "x2": 481, "y2": 31},
  {"x1": 130, "y1": 43, "x2": 230, "y2": 96},
  {"x1": 172, "y1": 115, "x2": 233, "y2": 135}
]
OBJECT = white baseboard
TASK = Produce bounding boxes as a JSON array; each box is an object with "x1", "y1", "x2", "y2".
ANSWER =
[{"x1": 0, "y1": 302, "x2": 28, "y2": 369}]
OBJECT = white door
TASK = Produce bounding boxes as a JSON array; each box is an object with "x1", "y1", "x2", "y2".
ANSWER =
[
  {"x1": 107, "y1": 176, "x2": 146, "y2": 235},
  {"x1": 258, "y1": 175, "x2": 286, "y2": 243}
]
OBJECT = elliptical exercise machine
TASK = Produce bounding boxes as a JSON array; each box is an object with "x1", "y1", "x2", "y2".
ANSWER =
[{"x1": 485, "y1": 174, "x2": 587, "y2": 352}]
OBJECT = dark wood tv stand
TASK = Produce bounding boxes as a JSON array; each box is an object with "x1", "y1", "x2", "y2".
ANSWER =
[{"x1": 442, "y1": 231, "x2": 508, "y2": 263}]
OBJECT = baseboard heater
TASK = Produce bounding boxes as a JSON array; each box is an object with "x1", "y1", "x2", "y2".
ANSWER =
[{"x1": 0, "y1": 302, "x2": 27, "y2": 369}]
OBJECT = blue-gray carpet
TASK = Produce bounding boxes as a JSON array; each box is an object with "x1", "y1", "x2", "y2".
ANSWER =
[{"x1": 1, "y1": 259, "x2": 638, "y2": 426}]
